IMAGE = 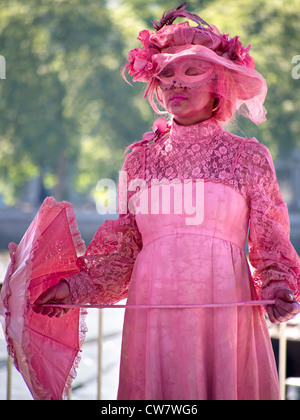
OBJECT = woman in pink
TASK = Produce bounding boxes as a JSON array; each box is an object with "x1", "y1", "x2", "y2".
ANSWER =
[{"x1": 35, "y1": 3, "x2": 300, "y2": 400}]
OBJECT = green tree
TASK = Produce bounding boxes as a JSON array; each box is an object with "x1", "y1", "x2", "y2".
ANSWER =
[{"x1": 0, "y1": 0, "x2": 151, "y2": 205}]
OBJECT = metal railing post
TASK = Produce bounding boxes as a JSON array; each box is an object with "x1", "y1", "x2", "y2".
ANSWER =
[
  {"x1": 7, "y1": 355, "x2": 12, "y2": 400},
  {"x1": 279, "y1": 322, "x2": 287, "y2": 400},
  {"x1": 97, "y1": 309, "x2": 103, "y2": 400}
]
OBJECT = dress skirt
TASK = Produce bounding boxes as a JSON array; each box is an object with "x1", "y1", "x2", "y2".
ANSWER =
[{"x1": 117, "y1": 182, "x2": 280, "y2": 400}]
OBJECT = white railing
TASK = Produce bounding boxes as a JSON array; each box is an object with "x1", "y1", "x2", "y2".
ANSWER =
[
  {"x1": 1, "y1": 312, "x2": 295, "y2": 400},
  {"x1": 279, "y1": 322, "x2": 287, "y2": 400}
]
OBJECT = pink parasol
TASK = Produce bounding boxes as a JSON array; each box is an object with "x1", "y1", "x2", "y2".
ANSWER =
[{"x1": 0, "y1": 197, "x2": 87, "y2": 400}]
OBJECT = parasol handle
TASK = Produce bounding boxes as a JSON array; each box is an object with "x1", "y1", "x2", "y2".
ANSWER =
[{"x1": 33, "y1": 300, "x2": 276, "y2": 310}]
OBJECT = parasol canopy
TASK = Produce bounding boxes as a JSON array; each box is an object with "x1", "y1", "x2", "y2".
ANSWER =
[{"x1": 0, "y1": 197, "x2": 87, "y2": 400}]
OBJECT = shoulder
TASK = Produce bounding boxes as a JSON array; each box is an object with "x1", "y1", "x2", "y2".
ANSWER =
[
  {"x1": 223, "y1": 131, "x2": 275, "y2": 169},
  {"x1": 219, "y1": 130, "x2": 250, "y2": 155},
  {"x1": 236, "y1": 136, "x2": 278, "y2": 188},
  {"x1": 243, "y1": 137, "x2": 275, "y2": 173},
  {"x1": 243, "y1": 136, "x2": 271, "y2": 156},
  {"x1": 122, "y1": 143, "x2": 145, "y2": 179}
]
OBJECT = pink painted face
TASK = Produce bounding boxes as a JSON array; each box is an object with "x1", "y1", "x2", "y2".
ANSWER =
[{"x1": 156, "y1": 57, "x2": 217, "y2": 125}]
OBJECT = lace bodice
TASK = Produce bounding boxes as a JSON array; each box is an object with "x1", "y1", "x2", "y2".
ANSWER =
[
  {"x1": 66, "y1": 117, "x2": 300, "y2": 304},
  {"x1": 126, "y1": 118, "x2": 278, "y2": 205}
]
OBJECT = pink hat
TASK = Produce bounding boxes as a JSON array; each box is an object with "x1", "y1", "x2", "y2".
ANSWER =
[{"x1": 123, "y1": 2, "x2": 267, "y2": 125}]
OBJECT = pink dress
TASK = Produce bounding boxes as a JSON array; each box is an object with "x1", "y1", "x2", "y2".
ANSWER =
[{"x1": 67, "y1": 117, "x2": 300, "y2": 400}]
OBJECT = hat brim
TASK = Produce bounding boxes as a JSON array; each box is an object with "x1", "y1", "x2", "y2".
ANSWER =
[{"x1": 152, "y1": 45, "x2": 266, "y2": 101}]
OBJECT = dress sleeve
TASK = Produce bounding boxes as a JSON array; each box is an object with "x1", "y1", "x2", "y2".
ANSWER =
[
  {"x1": 65, "y1": 149, "x2": 143, "y2": 305},
  {"x1": 246, "y1": 139, "x2": 300, "y2": 301}
]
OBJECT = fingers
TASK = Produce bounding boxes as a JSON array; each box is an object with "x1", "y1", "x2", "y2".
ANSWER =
[
  {"x1": 266, "y1": 305, "x2": 280, "y2": 324},
  {"x1": 275, "y1": 299, "x2": 299, "y2": 315},
  {"x1": 33, "y1": 302, "x2": 71, "y2": 318},
  {"x1": 38, "y1": 306, "x2": 71, "y2": 318},
  {"x1": 32, "y1": 280, "x2": 72, "y2": 318},
  {"x1": 275, "y1": 289, "x2": 294, "y2": 302},
  {"x1": 266, "y1": 289, "x2": 300, "y2": 324},
  {"x1": 267, "y1": 305, "x2": 291, "y2": 324},
  {"x1": 34, "y1": 284, "x2": 58, "y2": 306},
  {"x1": 32, "y1": 284, "x2": 60, "y2": 316}
]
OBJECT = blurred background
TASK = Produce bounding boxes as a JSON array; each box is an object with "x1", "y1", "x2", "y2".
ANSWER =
[
  {"x1": 0, "y1": 0, "x2": 300, "y2": 400},
  {"x1": 0, "y1": 0, "x2": 300, "y2": 248}
]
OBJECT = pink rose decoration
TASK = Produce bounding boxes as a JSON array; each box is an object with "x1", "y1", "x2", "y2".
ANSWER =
[
  {"x1": 141, "y1": 117, "x2": 170, "y2": 142},
  {"x1": 124, "y1": 45, "x2": 159, "y2": 83},
  {"x1": 125, "y1": 117, "x2": 170, "y2": 152},
  {"x1": 149, "y1": 22, "x2": 221, "y2": 51},
  {"x1": 152, "y1": 117, "x2": 169, "y2": 135},
  {"x1": 149, "y1": 24, "x2": 179, "y2": 49},
  {"x1": 219, "y1": 34, "x2": 255, "y2": 69},
  {"x1": 137, "y1": 30, "x2": 151, "y2": 48}
]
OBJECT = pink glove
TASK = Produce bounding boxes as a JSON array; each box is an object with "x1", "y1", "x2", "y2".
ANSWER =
[
  {"x1": 33, "y1": 279, "x2": 72, "y2": 318},
  {"x1": 266, "y1": 289, "x2": 300, "y2": 323}
]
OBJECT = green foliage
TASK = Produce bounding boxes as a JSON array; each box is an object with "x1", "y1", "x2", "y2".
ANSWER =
[
  {"x1": 0, "y1": 0, "x2": 150, "y2": 204},
  {"x1": 0, "y1": 0, "x2": 299, "y2": 206}
]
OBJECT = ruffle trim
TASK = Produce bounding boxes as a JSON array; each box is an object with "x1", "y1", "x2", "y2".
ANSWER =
[
  {"x1": 1, "y1": 242, "x2": 20, "y2": 369},
  {"x1": 38, "y1": 196, "x2": 86, "y2": 257}
]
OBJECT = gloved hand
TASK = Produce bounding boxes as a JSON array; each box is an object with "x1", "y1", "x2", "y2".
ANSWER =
[
  {"x1": 266, "y1": 289, "x2": 300, "y2": 323},
  {"x1": 33, "y1": 279, "x2": 72, "y2": 318}
]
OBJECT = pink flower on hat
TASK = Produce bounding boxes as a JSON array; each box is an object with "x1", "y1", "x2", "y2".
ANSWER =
[
  {"x1": 149, "y1": 22, "x2": 221, "y2": 50},
  {"x1": 219, "y1": 35, "x2": 255, "y2": 69},
  {"x1": 137, "y1": 29, "x2": 151, "y2": 47},
  {"x1": 125, "y1": 46, "x2": 159, "y2": 83}
]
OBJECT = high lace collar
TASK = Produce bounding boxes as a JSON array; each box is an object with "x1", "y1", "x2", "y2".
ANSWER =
[{"x1": 170, "y1": 117, "x2": 222, "y2": 143}]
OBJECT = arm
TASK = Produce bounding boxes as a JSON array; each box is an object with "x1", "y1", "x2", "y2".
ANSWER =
[
  {"x1": 33, "y1": 215, "x2": 142, "y2": 317},
  {"x1": 246, "y1": 140, "x2": 300, "y2": 322},
  {"x1": 66, "y1": 215, "x2": 142, "y2": 305},
  {"x1": 34, "y1": 148, "x2": 143, "y2": 316}
]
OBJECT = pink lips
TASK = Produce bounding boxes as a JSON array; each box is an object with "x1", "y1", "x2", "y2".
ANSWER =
[{"x1": 169, "y1": 94, "x2": 188, "y2": 103}]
